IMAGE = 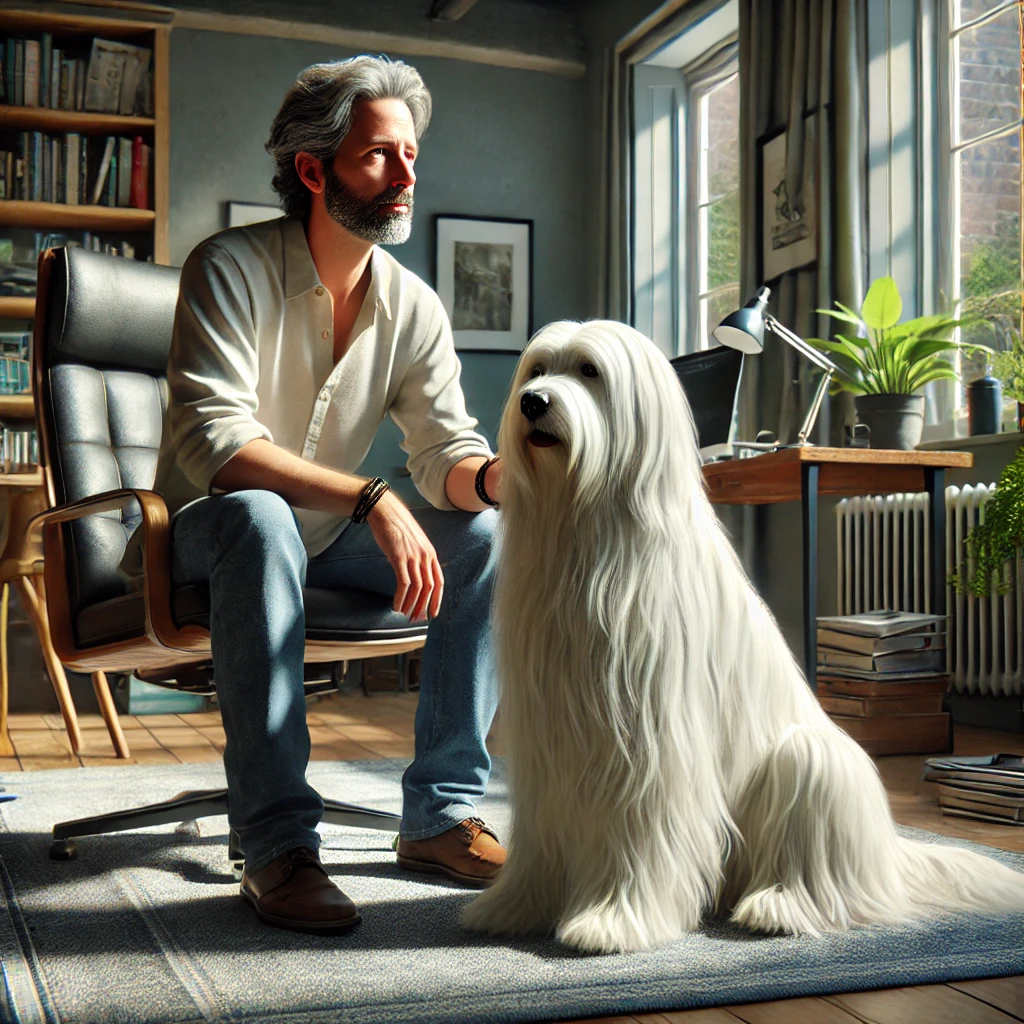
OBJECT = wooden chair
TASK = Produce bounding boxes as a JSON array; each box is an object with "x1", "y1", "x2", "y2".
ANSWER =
[{"x1": 29, "y1": 246, "x2": 428, "y2": 862}]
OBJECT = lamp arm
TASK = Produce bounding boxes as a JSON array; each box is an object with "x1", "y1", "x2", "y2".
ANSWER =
[{"x1": 764, "y1": 315, "x2": 840, "y2": 374}]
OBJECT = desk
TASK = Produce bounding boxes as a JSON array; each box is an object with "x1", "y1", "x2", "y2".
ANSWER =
[{"x1": 702, "y1": 447, "x2": 973, "y2": 688}]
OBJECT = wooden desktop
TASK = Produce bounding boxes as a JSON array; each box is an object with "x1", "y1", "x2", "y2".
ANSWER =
[{"x1": 702, "y1": 446, "x2": 973, "y2": 688}]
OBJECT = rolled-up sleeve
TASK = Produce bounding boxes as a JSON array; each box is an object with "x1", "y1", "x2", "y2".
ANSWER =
[
  {"x1": 167, "y1": 243, "x2": 273, "y2": 495},
  {"x1": 388, "y1": 299, "x2": 492, "y2": 510}
]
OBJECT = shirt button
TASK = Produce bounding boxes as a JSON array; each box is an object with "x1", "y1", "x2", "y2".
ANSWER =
[
  {"x1": 315, "y1": 287, "x2": 325, "y2": 296},
  {"x1": 322, "y1": 329, "x2": 330, "y2": 340}
]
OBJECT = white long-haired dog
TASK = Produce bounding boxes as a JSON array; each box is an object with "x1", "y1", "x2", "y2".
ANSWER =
[{"x1": 462, "y1": 319, "x2": 1024, "y2": 954}]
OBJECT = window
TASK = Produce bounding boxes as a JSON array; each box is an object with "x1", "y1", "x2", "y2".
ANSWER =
[
  {"x1": 695, "y1": 71, "x2": 740, "y2": 351},
  {"x1": 947, "y1": 0, "x2": 1023, "y2": 424},
  {"x1": 632, "y1": 1, "x2": 739, "y2": 357}
]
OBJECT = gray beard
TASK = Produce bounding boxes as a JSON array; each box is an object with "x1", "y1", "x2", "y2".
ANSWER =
[{"x1": 323, "y1": 166, "x2": 414, "y2": 245}]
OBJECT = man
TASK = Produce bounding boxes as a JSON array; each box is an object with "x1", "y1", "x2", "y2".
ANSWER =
[{"x1": 135, "y1": 55, "x2": 506, "y2": 933}]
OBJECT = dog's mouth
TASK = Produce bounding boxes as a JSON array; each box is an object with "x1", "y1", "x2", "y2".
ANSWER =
[{"x1": 527, "y1": 429, "x2": 560, "y2": 448}]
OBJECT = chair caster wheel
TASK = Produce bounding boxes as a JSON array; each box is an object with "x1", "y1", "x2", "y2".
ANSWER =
[{"x1": 49, "y1": 840, "x2": 77, "y2": 861}]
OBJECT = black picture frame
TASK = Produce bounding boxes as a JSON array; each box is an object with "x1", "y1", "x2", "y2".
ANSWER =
[{"x1": 434, "y1": 214, "x2": 533, "y2": 351}]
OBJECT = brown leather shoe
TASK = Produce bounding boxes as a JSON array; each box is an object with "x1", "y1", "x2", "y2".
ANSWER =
[
  {"x1": 396, "y1": 817, "x2": 506, "y2": 887},
  {"x1": 240, "y1": 847, "x2": 360, "y2": 933}
]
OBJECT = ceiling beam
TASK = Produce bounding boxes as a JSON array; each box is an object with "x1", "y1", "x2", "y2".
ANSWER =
[{"x1": 427, "y1": 0, "x2": 481, "y2": 22}]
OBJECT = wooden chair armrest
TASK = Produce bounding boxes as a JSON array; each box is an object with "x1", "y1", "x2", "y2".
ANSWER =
[{"x1": 27, "y1": 488, "x2": 193, "y2": 652}]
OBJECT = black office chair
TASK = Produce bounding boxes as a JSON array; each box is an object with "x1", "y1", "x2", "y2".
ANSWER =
[{"x1": 30, "y1": 246, "x2": 428, "y2": 865}]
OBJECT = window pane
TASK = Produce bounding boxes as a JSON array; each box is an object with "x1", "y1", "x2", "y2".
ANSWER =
[
  {"x1": 703, "y1": 284, "x2": 741, "y2": 347},
  {"x1": 956, "y1": 2, "x2": 1022, "y2": 146},
  {"x1": 706, "y1": 74, "x2": 740, "y2": 197},
  {"x1": 706, "y1": 190, "x2": 741, "y2": 290}
]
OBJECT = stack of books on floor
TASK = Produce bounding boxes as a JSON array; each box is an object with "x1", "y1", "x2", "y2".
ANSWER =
[
  {"x1": 816, "y1": 610, "x2": 952, "y2": 756},
  {"x1": 923, "y1": 754, "x2": 1024, "y2": 826}
]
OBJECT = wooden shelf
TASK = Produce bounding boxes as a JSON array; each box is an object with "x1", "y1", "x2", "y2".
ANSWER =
[
  {"x1": 0, "y1": 396, "x2": 34, "y2": 420},
  {"x1": 0, "y1": 200, "x2": 155, "y2": 231},
  {"x1": 0, "y1": 297, "x2": 35, "y2": 320},
  {"x1": 0, "y1": 9, "x2": 172, "y2": 36},
  {"x1": 0, "y1": 469, "x2": 42, "y2": 488},
  {"x1": 0, "y1": 105, "x2": 155, "y2": 136}
]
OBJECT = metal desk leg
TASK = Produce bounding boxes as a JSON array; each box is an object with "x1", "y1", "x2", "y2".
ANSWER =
[
  {"x1": 924, "y1": 468, "x2": 946, "y2": 619},
  {"x1": 802, "y1": 463, "x2": 819, "y2": 689}
]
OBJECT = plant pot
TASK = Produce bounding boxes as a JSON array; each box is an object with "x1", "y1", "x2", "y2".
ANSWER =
[{"x1": 853, "y1": 393, "x2": 926, "y2": 450}]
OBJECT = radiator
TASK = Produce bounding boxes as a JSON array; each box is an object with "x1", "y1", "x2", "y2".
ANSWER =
[{"x1": 835, "y1": 486, "x2": 1023, "y2": 696}]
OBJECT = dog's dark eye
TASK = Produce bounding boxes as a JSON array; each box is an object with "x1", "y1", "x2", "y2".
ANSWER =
[
  {"x1": 529, "y1": 366, "x2": 544, "y2": 379},
  {"x1": 581, "y1": 363, "x2": 599, "y2": 378}
]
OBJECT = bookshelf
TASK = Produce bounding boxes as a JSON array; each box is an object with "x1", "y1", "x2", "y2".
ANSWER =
[{"x1": 0, "y1": 2, "x2": 171, "y2": 324}]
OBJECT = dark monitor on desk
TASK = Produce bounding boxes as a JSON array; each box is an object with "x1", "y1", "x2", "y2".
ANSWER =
[{"x1": 669, "y1": 345, "x2": 744, "y2": 451}]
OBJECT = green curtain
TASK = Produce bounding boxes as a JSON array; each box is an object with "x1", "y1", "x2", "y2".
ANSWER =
[{"x1": 737, "y1": 0, "x2": 867, "y2": 446}]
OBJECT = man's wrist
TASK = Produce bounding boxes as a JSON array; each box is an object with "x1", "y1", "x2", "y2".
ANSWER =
[{"x1": 475, "y1": 456, "x2": 500, "y2": 508}]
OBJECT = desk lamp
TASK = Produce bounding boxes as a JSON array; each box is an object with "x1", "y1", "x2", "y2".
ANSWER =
[{"x1": 713, "y1": 286, "x2": 840, "y2": 448}]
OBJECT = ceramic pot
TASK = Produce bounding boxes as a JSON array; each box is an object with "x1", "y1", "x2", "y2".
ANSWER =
[{"x1": 853, "y1": 393, "x2": 926, "y2": 450}]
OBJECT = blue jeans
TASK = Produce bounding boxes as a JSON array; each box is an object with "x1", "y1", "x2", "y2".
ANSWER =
[{"x1": 170, "y1": 489, "x2": 500, "y2": 873}]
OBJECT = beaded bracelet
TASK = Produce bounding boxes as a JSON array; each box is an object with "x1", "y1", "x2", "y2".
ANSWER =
[
  {"x1": 351, "y1": 477, "x2": 390, "y2": 524},
  {"x1": 475, "y1": 457, "x2": 500, "y2": 508}
]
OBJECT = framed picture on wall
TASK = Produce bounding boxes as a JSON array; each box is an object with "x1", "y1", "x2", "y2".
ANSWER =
[
  {"x1": 760, "y1": 114, "x2": 818, "y2": 280},
  {"x1": 435, "y1": 215, "x2": 533, "y2": 351},
  {"x1": 226, "y1": 201, "x2": 285, "y2": 229}
]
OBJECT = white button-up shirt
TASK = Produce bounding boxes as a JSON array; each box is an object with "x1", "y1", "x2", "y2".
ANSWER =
[{"x1": 124, "y1": 216, "x2": 492, "y2": 576}]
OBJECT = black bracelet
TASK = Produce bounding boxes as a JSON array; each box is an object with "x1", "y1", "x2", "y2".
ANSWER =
[
  {"x1": 475, "y1": 457, "x2": 500, "y2": 508},
  {"x1": 351, "y1": 477, "x2": 390, "y2": 524}
]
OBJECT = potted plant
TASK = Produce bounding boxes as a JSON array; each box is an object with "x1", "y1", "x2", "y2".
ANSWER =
[
  {"x1": 807, "y1": 276, "x2": 988, "y2": 449},
  {"x1": 950, "y1": 445, "x2": 1024, "y2": 598},
  {"x1": 990, "y1": 321, "x2": 1024, "y2": 432}
]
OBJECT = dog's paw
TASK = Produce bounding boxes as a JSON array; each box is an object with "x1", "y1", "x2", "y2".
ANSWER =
[
  {"x1": 556, "y1": 904, "x2": 671, "y2": 954},
  {"x1": 461, "y1": 882, "x2": 552, "y2": 937}
]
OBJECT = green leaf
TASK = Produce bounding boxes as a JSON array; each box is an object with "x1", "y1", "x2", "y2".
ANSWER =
[
  {"x1": 904, "y1": 362, "x2": 958, "y2": 391},
  {"x1": 860, "y1": 276, "x2": 903, "y2": 330},
  {"x1": 816, "y1": 307, "x2": 864, "y2": 329}
]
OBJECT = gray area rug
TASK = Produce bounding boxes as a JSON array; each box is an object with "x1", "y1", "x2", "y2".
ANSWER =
[{"x1": 0, "y1": 760, "x2": 1022, "y2": 1024}]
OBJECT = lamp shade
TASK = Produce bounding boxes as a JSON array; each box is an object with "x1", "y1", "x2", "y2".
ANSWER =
[{"x1": 713, "y1": 286, "x2": 771, "y2": 355}]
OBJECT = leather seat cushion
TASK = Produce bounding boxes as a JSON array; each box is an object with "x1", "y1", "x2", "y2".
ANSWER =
[{"x1": 74, "y1": 585, "x2": 428, "y2": 647}]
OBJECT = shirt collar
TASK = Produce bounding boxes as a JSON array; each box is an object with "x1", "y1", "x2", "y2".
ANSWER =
[{"x1": 282, "y1": 217, "x2": 394, "y2": 321}]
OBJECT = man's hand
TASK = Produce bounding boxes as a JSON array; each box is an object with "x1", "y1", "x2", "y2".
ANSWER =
[{"x1": 367, "y1": 489, "x2": 444, "y2": 622}]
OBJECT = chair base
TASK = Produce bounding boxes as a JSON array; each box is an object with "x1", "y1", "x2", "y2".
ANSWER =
[{"x1": 50, "y1": 788, "x2": 402, "y2": 864}]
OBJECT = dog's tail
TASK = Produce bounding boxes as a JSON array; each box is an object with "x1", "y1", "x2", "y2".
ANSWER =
[{"x1": 723, "y1": 723, "x2": 1024, "y2": 935}]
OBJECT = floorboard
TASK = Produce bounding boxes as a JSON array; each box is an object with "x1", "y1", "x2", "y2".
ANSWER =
[{"x1": 4, "y1": 693, "x2": 1023, "y2": 1024}]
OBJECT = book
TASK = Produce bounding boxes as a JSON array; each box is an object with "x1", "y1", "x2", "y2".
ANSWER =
[
  {"x1": 936, "y1": 782, "x2": 1024, "y2": 809},
  {"x1": 105, "y1": 151, "x2": 117, "y2": 206},
  {"x1": 130, "y1": 136, "x2": 149, "y2": 209},
  {"x1": 90, "y1": 136, "x2": 115, "y2": 206},
  {"x1": 828, "y1": 711, "x2": 952, "y2": 756},
  {"x1": 814, "y1": 664, "x2": 945, "y2": 682},
  {"x1": 84, "y1": 39, "x2": 127, "y2": 113},
  {"x1": 817, "y1": 627, "x2": 946, "y2": 657},
  {"x1": 14, "y1": 40, "x2": 24, "y2": 106},
  {"x1": 940, "y1": 806, "x2": 1024, "y2": 826},
  {"x1": 117, "y1": 137, "x2": 132, "y2": 207},
  {"x1": 23, "y1": 39, "x2": 39, "y2": 107},
  {"x1": 40, "y1": 32, "x2": 52, "y2": 108},
  {"x1": 817, "y1": 648, "x2": 945, "y2": 674},
  {"x1": 923, "y1": 753, "x2": 1024, "y2": 789},
  {"x1": 49, "y1": 45, "x2": 60, "y2": 109},
  {"x1": 816, "y1": 610, "x2": 946, "y2": 638},
  {"x1": 817, "y1": 691, "x2": 945, "y2": 718},
  {"x1": 117, "y1": 43, "x2": 150, "y2": 116},
  {"x1": 818, "y1": 675, "x2": 950, "y2": 698},
  {"x1": 65, "y1": 134, "x2": 81, "y2": 206}
]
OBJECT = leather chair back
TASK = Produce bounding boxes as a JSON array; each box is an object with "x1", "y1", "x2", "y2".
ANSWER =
[{"x1": 39, "y1": 247, "x2": 181, "y2": 618}]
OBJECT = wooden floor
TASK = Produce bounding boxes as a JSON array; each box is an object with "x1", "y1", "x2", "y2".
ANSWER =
[{"x1": 3, "y1": 694, "x2": 1023, "y2": 1024}]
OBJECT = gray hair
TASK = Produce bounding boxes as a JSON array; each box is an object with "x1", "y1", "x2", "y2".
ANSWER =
[{"x1": 266, "y1": 55, "x2": 432, "y2": 220}]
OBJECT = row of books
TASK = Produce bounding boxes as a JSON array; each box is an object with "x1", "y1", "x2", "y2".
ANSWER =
[
  {"x1": 816, "y1": 610, "x2": 951, "y2": 756},
  {"x1": 1, "y1": 35, "x2": 152, "y2": 117},
  {"x1": 924, "y1": 754, "x2": 1024, "y2": 826},
  {"x1": 0, "y1": 133, "x2": 150, "y2": 208},
  {"x1": 0, "y1": 422, "x2": 38, "y2": 473},
  {"x1": 0, "y1": 331, "x2": 29, "y2": 393}
]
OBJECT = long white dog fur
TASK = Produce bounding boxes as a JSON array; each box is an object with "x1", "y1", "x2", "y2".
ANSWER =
[{"x1": 462, "y1": 319, "x2": 1024, "y2": 954}]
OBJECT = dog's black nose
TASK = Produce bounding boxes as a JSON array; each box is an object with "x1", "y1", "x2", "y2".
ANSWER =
[{"x1": 521, "y1": 391, "x2": 550, "y2": 422}]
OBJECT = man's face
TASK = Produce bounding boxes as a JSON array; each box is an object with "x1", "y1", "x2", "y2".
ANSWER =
[{"x1": 325, "y1": 97, "x2": 418, "y2": 245}]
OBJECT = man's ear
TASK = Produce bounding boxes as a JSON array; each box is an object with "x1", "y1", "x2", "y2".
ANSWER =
[{"x1": 295, "y1": 151, "x2": 326, "y2": 195}]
